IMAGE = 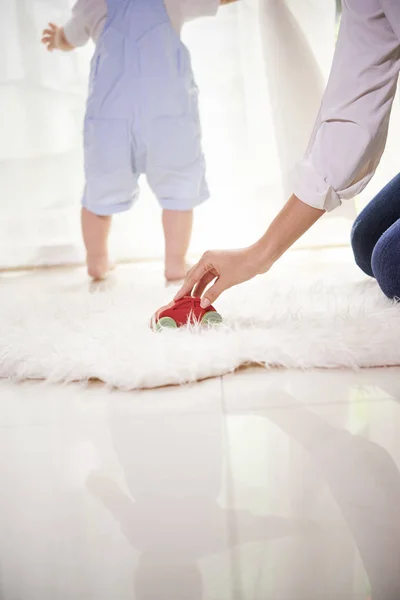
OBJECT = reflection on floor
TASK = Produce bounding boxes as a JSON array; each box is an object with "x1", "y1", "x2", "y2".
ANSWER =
[
  {"x1": 0, "y1": 253, "x2": 399, "y2": 599},
  {"x1": 0, "y1": 366, "x2": 400, "y2": 599}
]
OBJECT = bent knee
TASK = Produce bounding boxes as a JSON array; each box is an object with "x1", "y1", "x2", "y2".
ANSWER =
[
  {"x1": 351, "y1": 217, "x2": 375, "y2": 277},
  {"x1": 371, "y1": 222, "x2": 400, "y2": 300}
]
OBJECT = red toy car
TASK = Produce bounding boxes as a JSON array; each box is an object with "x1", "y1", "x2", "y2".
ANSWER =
[{"x1": 151, "y1": 296, "x2": 222, "y2": 331}]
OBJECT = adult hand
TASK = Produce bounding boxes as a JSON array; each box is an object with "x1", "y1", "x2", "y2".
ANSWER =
[
  {"x1": 175, "y1": 194, "x2": 325, "y2": 308},
  {"x1": 174, "y1": 247, "x2": 263, "y2": 308}
]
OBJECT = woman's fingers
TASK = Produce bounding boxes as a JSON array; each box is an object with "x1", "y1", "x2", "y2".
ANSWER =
[
  {"x1": 192, "y1": 270, "x2": 216, "y2": 298},
  {"x1": 200, "y1": 277, "x2": 228, "y2": 308},
  {"x1": 173, "y1": 263, "x2": 203, "y2": 300},
  {"x1": 174, "y1": 255, "x2": 213, "y2": 301},
  {"x1": 175, "y1": 247, "x2": 260, "y2": 307}
]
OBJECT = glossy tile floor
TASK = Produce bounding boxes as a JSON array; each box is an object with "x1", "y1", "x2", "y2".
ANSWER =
[
  {"x1": 1, "y1": 256, "x2": 400, "y2": 599},
  {"x1": 2, "y1": 368, "x2": 400, "y2": 599}
]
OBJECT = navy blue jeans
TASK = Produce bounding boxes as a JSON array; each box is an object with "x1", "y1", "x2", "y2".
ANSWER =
[{"x1": 351, "y1": 173, "x2": 400, "y2": 300}]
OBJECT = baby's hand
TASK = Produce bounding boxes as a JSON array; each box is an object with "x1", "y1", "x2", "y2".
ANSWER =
[{"x1": 41, "y1": 23, "x2": 74, "y2": 52}]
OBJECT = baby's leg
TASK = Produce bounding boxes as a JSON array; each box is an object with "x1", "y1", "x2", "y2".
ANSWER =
[
  {"x1": 163, "y1": 209, "x2": 193, "y2": 282},
  {"x1": 144, "y1": 87, "x2": 208, "y2": 283},
  {"x1": 81, "y1": 207, "x2": 113, "y2": 280},
  {"x1": 82, "y1": 116, "x2": 139, "y2": 281}
]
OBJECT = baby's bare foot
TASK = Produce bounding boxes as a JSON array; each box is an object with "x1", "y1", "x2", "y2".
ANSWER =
[
  {"x1": 87, "y1": 254, "x2": 114, "y2": 281},
  {"x1": 165, "y1": 262, "x2": 191, "y2": 286}
]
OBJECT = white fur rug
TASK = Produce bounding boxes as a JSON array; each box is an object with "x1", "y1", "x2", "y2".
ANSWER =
[{"x1": 1, "y1": 262, "x2": 400, "y2": 389}]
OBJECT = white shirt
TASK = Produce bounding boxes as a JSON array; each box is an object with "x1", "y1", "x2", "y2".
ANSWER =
[
  {"x1": 293, "y1": 0, "x2": 400, "y2": 212},
  {"x1": 63, "y1": 0, "x2": 220, "y2": 47}
]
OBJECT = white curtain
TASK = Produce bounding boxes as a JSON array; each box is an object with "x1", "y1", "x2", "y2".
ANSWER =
[{"x1": 0, "y1": 0, "x2": 399, "y2": 269}]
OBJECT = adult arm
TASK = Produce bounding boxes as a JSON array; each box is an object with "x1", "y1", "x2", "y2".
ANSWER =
[{"x1": 176, "y1": 0, "x2": 400, "y2": 307}]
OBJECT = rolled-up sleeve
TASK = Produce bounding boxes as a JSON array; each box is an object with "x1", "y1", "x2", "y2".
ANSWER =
[{"x1": 293, "y1": 0, "x2": 400, "y2": 212}]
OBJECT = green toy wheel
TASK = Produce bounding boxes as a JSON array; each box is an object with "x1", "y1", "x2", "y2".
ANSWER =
[
  {"x1": 201, "y1": 311, "x2": 223, "y2": 326},
  {"x1": 155, "y1": 316, "x2": 178, "y2": 331}
]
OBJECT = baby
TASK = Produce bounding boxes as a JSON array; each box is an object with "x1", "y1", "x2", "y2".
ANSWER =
[{"x1": 42, "y1": 0, "x2": 237, "y2": 283}]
